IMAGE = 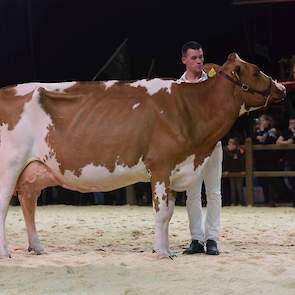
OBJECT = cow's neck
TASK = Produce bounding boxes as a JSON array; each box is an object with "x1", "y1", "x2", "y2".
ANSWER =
[{"x1": 181, "y1": 75, "x2": 242, "y2": 160}]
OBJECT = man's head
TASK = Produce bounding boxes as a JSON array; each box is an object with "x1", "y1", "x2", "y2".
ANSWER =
[
  {"x1": 181, "y1": 41, "x2": 204, "y2": 76},
  {"x1": 227, "y1": 137, "x2": 239, "y2": 151},
  {"x1": 259, "y1": 114, "x2": 273, "y2": 129}
]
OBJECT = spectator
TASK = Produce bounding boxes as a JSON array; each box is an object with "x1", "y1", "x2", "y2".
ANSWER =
[
  {"x1": 223, "y1": 138, "x2": 245, "y2": 206},
  {"x1": 253, "y1": 114, "x2": 278, "y2": 205},
  {"x1": 276, "y1": 116, "x2": 295, "y2": 207},
  {"x1": 134, "y1": 183, "x2": 151, "y2": 205}
]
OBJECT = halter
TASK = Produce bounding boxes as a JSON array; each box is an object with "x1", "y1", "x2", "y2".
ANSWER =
[{"x1": 219, "y1": 71, "x2": 272, "y2": 108}]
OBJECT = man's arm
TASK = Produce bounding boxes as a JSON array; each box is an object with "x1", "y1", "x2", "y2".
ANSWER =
[{"x1": 276, "y1": 136, "x2": 294, "y2": 145}]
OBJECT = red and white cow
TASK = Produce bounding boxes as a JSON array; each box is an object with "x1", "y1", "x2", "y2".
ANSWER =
[{"x1": 0, "y1": 53, "x2": 285, "y2": 258}]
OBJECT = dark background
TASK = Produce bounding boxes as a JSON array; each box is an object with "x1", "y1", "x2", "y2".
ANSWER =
[{"x1": 0, "y1": 0, "x2": 294, "y2": 86}]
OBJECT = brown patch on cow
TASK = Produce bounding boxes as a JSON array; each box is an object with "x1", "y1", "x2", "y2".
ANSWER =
[
  {"x1": 0, "y1": 86, "x2": 33, "y2": 130},
  {"x1": 38, "y1": 82, "x2": 165, "y2": 176},
  {"x1": 153, "y1": 195, "x2": 160, "y2": 212}
]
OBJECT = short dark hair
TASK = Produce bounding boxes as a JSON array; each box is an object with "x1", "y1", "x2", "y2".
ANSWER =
[
  {"x1": 228, "y1": 137, "x2": 240, "y2": 145},
  {"x1": 260, "y1": 114, "x2": 274, "y2": 128},
  {"x1": 181, "y1": 41, "x2": 202, "y2": 56},
  {"x1": 289, "y1": 115, "x2": 295, "y2": 121}
]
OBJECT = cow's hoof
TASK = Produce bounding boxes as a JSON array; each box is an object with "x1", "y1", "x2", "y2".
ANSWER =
[
  {"x1": 0, "y1": 247, "x2": 11, "y2": 258},
  {"x1": 152, "y1": 249, "x2": 174, "y2": 259},
  {"x1": 28, "y1": 246, "x2": 45, "y2": 255}
]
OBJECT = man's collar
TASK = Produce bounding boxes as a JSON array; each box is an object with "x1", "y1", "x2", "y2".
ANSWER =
[{"x1": 179, "y1": 70, "x2": 208, "y2": 83}]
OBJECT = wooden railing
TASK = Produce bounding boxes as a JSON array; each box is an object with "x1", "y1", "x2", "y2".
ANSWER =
[{"x1": 223, "y1": 138, "x2": 295, "y2": 206}]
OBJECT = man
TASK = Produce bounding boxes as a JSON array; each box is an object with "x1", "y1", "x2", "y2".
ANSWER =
[
  {"x1": 223, "y1": 137, "x2": 245, "y2": 206},
  {"x1": 178, "y1": 41, "x2": 222, "y2": 255}
]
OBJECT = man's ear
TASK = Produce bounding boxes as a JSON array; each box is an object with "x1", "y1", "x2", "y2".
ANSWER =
[{"x1": 181, "y1": 56, "x2": 186, "y2": 65}]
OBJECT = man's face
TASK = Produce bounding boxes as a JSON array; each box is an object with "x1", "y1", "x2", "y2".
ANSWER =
[
  {"x1": 182, "y1": 48, "x2": 204, "y2": 74},
  {"x1": 227, "y1": 140, "x2": 237, "y2": 151},
  {"x1": 259, "y1": 117, "x2": 270, "y2": 129}
]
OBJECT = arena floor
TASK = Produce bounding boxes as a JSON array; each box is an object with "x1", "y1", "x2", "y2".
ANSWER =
[{"x1": 1, "y1": 205, "x2": 295, "y2": 295}]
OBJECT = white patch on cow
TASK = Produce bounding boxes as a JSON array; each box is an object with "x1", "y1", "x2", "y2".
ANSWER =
[
  {"x1": 129, "y1": 78, "x2": 175, "y2": 96},
  {"x1": 0, "y1": 88, "x2": 58, "y2": 200},
  {"x1": 45, "y1": 82, "x2": 76, "y2": 93},
  {"x1": 170, "y1": 154, "x2": 209, "y2": 191},
  {"x1": 103, "y1": 80, "x2": 118, "y2": 90},
  {"x1": 61, "y1": 157, "x2": 150, "y2": 192},
  {"x1": 239, "y1": 103, "x2": 265, "y2": 117},
  {"x1": 239, "y1": 104, "x2": 247, "y2": 116},
  {"x1": 15, "y1": 89, "x2": 62, "y2": 174},
  {"x1": 14, "y1": 83, "x2": 40, "y2": 96},
  {"x1": 160, "y1": 110, "x2": 164, "y2": 114},
  {"x1": 155, "y1": 182, "x2": 167, "y2": 199},
  {"x1": 15, "y1": 82, "x2": 76, "y2": 96},
  {"x1": 132, "y1": 103, "x2": 140, "y2": 110}
]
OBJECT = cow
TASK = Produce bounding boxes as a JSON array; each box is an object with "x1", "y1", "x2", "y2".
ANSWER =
[{"x1": 0, "y1": 53, "x2": 285, "y2": 258}]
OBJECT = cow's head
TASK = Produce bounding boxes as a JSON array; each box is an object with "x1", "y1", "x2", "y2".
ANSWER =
[{"x1": 221, "y1": 53, "x2": 286, "y2": 115}]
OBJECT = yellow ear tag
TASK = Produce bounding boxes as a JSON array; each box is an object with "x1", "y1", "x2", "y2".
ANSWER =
[{"x1": 208, "y1": 67, "x2": 216, "y2": 78}]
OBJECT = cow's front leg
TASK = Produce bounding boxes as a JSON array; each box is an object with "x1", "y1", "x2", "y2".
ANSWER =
[
  {"x1": 151, "y1": 179, "x2": 175, "y2": 258},
  {"x1": 0, "y1": 176, "x2": 17, "y2": 258},
  {"x1": 18, "y1": 192, "x2": 44, "y2": 255}
]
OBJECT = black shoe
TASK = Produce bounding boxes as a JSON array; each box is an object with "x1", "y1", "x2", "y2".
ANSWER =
[
  {"x1": 206, "y1": 239, "x2": 219, "y2": 255},
  {"x1": 183, "y1": 240, "x2": 205, "y2": 254}
]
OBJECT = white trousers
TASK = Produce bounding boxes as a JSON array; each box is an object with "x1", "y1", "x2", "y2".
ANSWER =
[{"x1": 186, "y1": 141, "x2": 222, "y2": 242}]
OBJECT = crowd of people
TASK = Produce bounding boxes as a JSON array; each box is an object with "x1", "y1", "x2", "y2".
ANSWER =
[{"x1": 222, "y1": 113, "x2": 295, "y2": 207}]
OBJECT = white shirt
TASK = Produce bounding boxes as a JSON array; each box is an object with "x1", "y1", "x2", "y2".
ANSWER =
[{"x1": 178, "y1": 70, "x2": 208, "y2": 83}]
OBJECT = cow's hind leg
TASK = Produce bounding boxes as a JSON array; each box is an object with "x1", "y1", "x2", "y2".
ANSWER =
[
  {"x1": 18, "y1": 192, "x2": 45, "y2": 255},
  {"x1": 151, "y1": 177, "x2": 175, "y2": 259}
]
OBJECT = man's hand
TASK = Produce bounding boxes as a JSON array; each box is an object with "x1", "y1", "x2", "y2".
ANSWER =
[{"x1": 256, "y1": 135, "x2": 266, "y2": 142}]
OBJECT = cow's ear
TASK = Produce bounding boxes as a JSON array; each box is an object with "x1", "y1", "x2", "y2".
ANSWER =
[{"x1": 227, "y1": 52, "x2": 239, "y2": 61}]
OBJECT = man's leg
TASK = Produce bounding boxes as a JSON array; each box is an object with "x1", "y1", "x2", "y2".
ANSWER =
[
  {"x1": 236, "y1": 177, "x2": 245, "y2": 205},
  {"x1": 184, "y1": 175, "x2": 205, "y2": 254},
  {"x1": 203, "y1": 141, "x2": 222, "y2": 255},
  {"x1": 229, "y1": 178, "x2": 235, "y2": 205}
]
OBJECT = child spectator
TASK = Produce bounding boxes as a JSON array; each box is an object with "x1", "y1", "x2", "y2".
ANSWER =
[{"x1": 223, "y1": 138, "x2": 245, "y2": 206}]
